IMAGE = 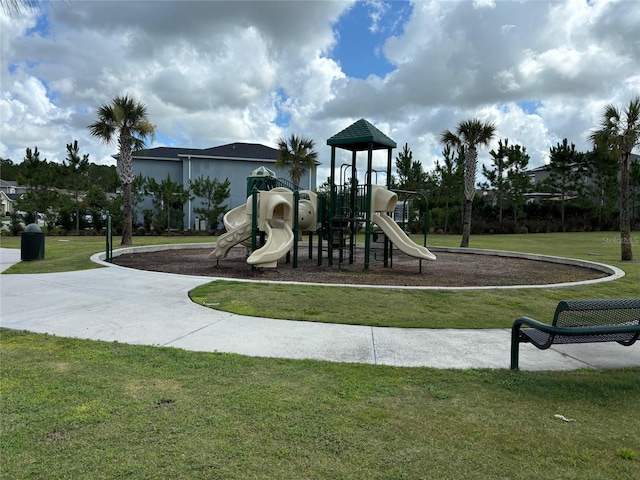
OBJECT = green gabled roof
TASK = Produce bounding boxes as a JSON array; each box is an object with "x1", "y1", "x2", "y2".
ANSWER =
[
  {"x1": 249, "y1": 166, "x2": 277, "y2": 178},
  {"x1": 327, "y1": 118, "x2": 397, "y2": 151}
]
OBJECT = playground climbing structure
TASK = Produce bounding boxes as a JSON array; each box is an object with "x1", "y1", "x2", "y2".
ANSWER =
[
  {"x1": 211, "y1": 167, "x2": 317, "y2": 269},
  {"x1": 212, "y1": 119, "x2": 435, "y2": 271},
  {"x1": 321, "y1": 118, "x2": 436, "y2": 270}
]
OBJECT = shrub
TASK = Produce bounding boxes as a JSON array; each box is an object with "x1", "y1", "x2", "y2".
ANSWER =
[{"x1": 10, "y1": 212, "x2": 24, "y2": 236}]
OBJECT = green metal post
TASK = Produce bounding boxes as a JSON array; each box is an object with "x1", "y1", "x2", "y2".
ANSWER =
[
  {"x1": 105, "y1": 211, "x2": 113, "y2": 263},
  {"x1": 105, "y1": 212, "x2": 109, "y2": 262},
  {"x1": 293, "y1": 190, "x2": 299, "y2": 268},
  {"x1": 317, "y1": 194, "x2": 325, "y2": 266},
  {"x1": 251, "y1": 187, "x2": 258, "y2": 272},
  {"x1": 364, "y1": 143, "x2": 373, "y2": 270},
  {"x1": 384, "y1": 148, "x2": 393, "y2": 268},
  {"x1": 349, "y1": 150, "x2": 357, "y2": 264},
  {"x1": 421, "y1": 196, "x2": 429, "y2": 274},
  {"x1": 328, "y1": 147, "x2": 336, "y2": 267}
]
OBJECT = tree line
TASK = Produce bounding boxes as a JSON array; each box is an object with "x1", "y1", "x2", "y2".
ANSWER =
[
  {"x1": 3, "y1": 93, "x2": 638, "y2": 261},
  {"x1": 388, "y1": 98, "x2": 640, "y2": 261},
  {"x1": 1, "y1": 151, "x2": 119, "y2": 191},
  {"x1": 1, "y1": 143, "x2": 231, "y2": 237},
  {"x1": 392, "y1": 134, "x2": 640, "y2": 237},
  {"x1": 2, "y1": 144, "x2": 120, "y2": 235}
]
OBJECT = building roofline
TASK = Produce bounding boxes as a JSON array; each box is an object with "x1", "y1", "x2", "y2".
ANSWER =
[{"x1": 177, "y1": 154, "x2": 277, "y2": 162}]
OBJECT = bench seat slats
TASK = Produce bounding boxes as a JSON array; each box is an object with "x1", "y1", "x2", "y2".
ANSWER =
[{"x1": 520, "y1": 328, "x2": 638, "y2": 347}]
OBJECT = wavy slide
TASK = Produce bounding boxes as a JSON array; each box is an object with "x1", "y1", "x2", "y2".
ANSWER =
[
  {"x1": 371, "y1": 214, "x2": 437, "y2": 261},
  {"x1": 246, "y1": 221, "x2": 294, "y2": 268},
  {"x1": 212, "y1": 189, "x2": 296, "y2": 268},
  {"x1": 210, "y1": 205, "x2": 252, "y2": 259}
]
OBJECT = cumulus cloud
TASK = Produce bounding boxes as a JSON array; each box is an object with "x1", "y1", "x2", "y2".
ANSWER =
[
  {"x1": 0, "y1": 0, "x2": 351, "y2": 165},
  {"x1": 317, "y1": 0, "x2": 639, "y2": 175},
  {"x1": 0, "y1": 0, "x2": 638, "y2": 186}
]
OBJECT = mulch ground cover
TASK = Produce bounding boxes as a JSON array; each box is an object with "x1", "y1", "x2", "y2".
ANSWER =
[{"x1": 113, "y1": 246, "x2": 606, "y2": 287}]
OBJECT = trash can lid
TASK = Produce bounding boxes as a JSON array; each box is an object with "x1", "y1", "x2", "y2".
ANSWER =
[{"x1": 24, "y1": 223, "x2": 43, "y2": 233}]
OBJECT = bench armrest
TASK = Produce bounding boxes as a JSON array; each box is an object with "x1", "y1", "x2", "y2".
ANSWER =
[{"x1": 512, "y1": 316, "x2": 552, "y2": 333}]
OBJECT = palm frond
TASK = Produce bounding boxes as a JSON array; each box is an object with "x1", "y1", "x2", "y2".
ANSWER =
[
  {"x1": 589, "y1": 96, "x2": 640, "y2": 155},
  {"x1": 440, "y1": 130, "x2": 460, "y2": 146},
  {"x1": 275, "y1": 134, "x2": 318, "y2": 185},
  {"x1": 87, "y1": 120, "x2": 116, "y2": 144}
]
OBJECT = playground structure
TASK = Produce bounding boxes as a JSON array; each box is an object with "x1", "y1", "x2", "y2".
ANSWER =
[
  {"x1": 211, "y1": 119, "x2": 436, "y2": 270},
  {"x1": 211, "y1": 168, "x2": 318, "y2": 268}
]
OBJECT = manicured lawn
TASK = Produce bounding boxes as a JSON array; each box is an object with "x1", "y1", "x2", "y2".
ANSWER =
[
  {"x1": 2, "y1": 232, "x2": 638, "y2": 328},
  {"x1": 0, "y1": 235, "x2": 218, "y2": 274},
  {"x1": 1, "y1": 330, "x2": 639, "y2": 480},
  {"x1": 189, "y1": 231, "x2": 639, "y2": 328}
]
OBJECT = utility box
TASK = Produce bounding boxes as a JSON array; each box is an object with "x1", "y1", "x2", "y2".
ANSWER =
[{"x1": 21, "y1": 223, "x2": 45, "y2": 261}]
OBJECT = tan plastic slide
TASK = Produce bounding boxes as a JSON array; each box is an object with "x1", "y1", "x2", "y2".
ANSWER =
[
  {"x1": 246, "y1": 220, "x2": 294, "y2": 268},
  {"x1": 371, "y1": 213, "x2": 436, "y2": 261},
  {"x1": 212, "y1": 188, "x2": 297, "y2": 268},
  {"x1": 370, "y1": 185, "x2": 436, "y2": 261},
  {"x1": 246, "y1": 188, "x2": 295, "y2": 268},
  {"x1": 209, "y1": 203, "x2": 252, "y2": 259}
]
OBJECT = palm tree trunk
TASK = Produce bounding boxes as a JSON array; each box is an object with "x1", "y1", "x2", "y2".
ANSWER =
[
  {"x1": 620, "y1": 153, "x2": 632, "y2": 261},
  {"x1": 461, "y1": 147, "x2": 477, "y2": 247},
  {"x1": 121, "y1": 182, "x2": 133, "y2": 245},
  {"x1": 460, "y1": 198, "x2": 473, "y2": 247},
  {"x1": 118, "y1": 132, "x2": 134, "y2": 246}
]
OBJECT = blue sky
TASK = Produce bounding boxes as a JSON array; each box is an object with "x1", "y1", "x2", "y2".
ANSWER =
[
  {"x1": 331, "y1": 0, "x2": 412, "y2": 80},
  {"x1": 24, "y1": 7, "x2": 50, "y2": 36},
  {"x1": 1, "y1": 0, "x2": 639, "y2": 186}
]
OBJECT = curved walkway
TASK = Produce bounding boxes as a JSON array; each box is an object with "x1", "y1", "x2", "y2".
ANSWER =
[{"x1": 1, "y1": 247, "x2": 638, "y2": 371}]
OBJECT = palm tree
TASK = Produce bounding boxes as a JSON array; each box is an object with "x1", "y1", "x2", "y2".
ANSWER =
[
  {"x1": 1, "y1": 0, "x2": 69, "y2": 15},
  {"x1": 88, "y1": 95, "x2": 155, "y2": 245},
  {"x1": 276, "y1": 134, "x2": 318, "y2": 187},
  {"x1": 1, "y1": 0, "x2": 40, "y2": 15},
  {"x1": 441, "y1": 119, "x2": 496, "y2": 247},
  {"x1": 589, "y1": 96, "x2": 640, "y2": 261}
]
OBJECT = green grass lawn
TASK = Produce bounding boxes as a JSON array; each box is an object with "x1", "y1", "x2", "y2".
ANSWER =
[
  {"x1": 2, "y1": 232, "x2": 638, "y2": 328},
  {"x1": 1, "y1": 330, "x2": 638, "y2": 480},
  {"x1": 0, "y1": 234, "x2": 218, "y2": 274},
  {"x1": 2, "y1": 234, "x2": 639, "y2": 478},
  {"x1": 190, "y1": 231, "x2": 639, "y2": 328}
]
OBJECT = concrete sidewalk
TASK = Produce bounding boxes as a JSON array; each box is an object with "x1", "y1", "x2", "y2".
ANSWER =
[{"x1": 1, "y1": 247, "x2": 638, "y2": 371}]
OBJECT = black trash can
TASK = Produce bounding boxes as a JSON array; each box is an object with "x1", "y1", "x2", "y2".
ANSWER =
[{"x1": 21, "y1": 223, "x2": 45, "y2": 261}]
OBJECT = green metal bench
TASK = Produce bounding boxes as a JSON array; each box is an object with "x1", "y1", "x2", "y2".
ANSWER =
[{"x1": 511, "y1": 299, "x2": 640, "y2": 370}]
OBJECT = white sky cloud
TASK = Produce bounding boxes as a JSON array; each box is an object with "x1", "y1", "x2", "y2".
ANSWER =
[{"x1": 1, "y1": 0, "x2": 638, "y2": 187}]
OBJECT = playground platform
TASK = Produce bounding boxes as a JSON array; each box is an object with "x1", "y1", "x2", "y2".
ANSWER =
[{"x1": 1, "y1": 247, "x2": 638, "y2": 371}]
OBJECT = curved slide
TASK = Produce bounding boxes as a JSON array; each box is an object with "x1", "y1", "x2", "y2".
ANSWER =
[
  {"x1": 371, "y1": 214, "x2": 436, "y2": 261},
  {"x1": 246, "y1": 221, "x2": 294, "y2": 268},
  {"x1": 212, "y1": 188, "x2": 297, "y2": 268},
  {"x1": 247, "y1": 189, "x2": 295, "y2": 268}
]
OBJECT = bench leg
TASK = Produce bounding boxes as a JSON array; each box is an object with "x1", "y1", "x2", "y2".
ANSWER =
[{"x1": 510, "y1": 326, "x2": 521, "y2": 370}]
